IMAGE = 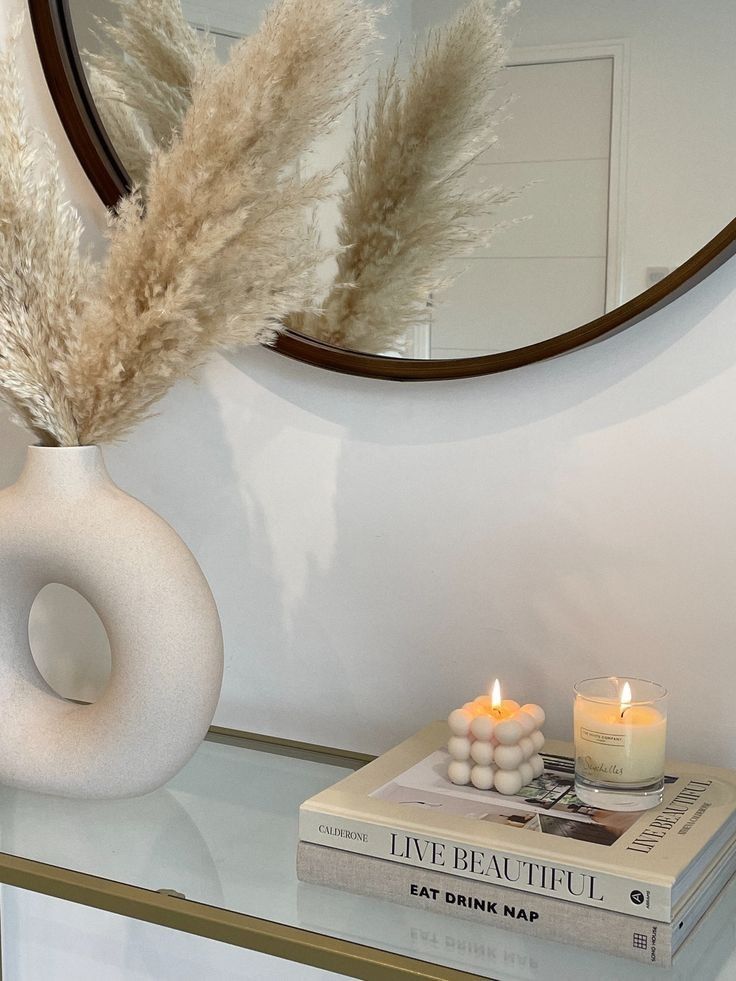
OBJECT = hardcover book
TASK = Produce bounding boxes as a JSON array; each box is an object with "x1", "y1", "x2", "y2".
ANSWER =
[
  {"x1": 296, "y1": 849, "x2": 736, "y2": 979},
  {"x1": 297, "y1": 836, "x2": 736, "y2": 967},
  {"x1": 298, "y1": 722, "x2": 736, "y2": 920}
]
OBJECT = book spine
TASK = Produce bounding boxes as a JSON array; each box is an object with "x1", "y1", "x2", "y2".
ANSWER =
[
  {"x1": 298, "y1": 806, "x2": 672, "y2": 920},
  {"x1": 297, "y1": 841, "x2": 674, "y2": 968}
]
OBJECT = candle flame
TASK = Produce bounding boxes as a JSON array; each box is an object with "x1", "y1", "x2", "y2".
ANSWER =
[
  {"x1": 491, "y1": 679, "x2": 502, "y2": 710},
  {"x1": 620, "y1": 681, "x2": 632, "y2": 717}
]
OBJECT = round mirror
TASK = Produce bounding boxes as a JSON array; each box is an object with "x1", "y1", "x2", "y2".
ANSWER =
[{"x1": 31, "y1": 0, "x2": 736, "y2": 379}]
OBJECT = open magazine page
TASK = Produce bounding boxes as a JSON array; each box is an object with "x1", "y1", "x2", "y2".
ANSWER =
[{"x1": 370, "y1": 749, "x2": 673, "y2": 846}]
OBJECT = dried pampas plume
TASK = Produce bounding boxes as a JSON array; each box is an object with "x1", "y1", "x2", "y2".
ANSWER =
[
  {"x1": 0, "y1": 21, "x2": 91, "y2": 446},
  {"x1": 295, "y1": 0, "x2": 519, "y2": 354},
  {"x1": 85, "y1": 0, "x2": 214, "y2": 160},
  {"x1": 67, "y1": 0, "x2": 379, "y2": 445},
  {"x1": 85, "y1": 64, "x2": 153, "y2": 187},
  {"x1": 0, "y1": 1, "x2": 377, "y2": 445}
]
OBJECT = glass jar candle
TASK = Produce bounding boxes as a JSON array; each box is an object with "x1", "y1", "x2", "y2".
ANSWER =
[{"x1": 573, "y1": 677, "x2": 668, "y2": 811}]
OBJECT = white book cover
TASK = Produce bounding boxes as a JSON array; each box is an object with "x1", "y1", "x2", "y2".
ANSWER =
[{"x1": 299, "y1": 722, "x2": 736, "y2": 921}]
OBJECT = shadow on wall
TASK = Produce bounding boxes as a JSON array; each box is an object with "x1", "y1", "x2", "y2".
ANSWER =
[{"x1": 104, "y1": 374, "x2": 356, "y2": 739}]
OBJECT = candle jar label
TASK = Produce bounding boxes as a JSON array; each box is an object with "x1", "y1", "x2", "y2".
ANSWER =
[{"x1": 580, "y1": 727, "x2": 626, "y2": 748}]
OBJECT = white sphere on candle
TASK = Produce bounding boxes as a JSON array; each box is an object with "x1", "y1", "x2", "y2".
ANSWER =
[
  {"x1": 448, "y1": 760, "x2": 472, "y2": 785},
  {"x1": 463, "y1": 701, "x2": 484, "y2": 717},
  {"x1": 470, "y1": 740, "x2": 495, "y2": 766},
  {"x1": 518, "y1": 761, "x2": 534, "y2": 786},
  {"x1": 530, "y1": 754, "x2": 545, "y2": 778},
  {"x1": 448, "y1": 736, "x2": 471, "y2": 761},
  {"x1": 470, "y1": 765, "x2": 496, "y2": 790},
  {"x1": 521, "y1": 703, "x2": 545, "y2": 727},
  {"x1": 448, "y1": 708, "x2": 473, "y2": 737},
  {"x1": 519, "y1": 735, "x2": 534, "y2": 760},
  {"x1": 494, "y1": 719, "x2": 523, "y2": 745},
  {"x1": 470, "y1": 714, "x2": 495, "y2": 741},
  {"x1": 501, "y1": 699, "x2": 521, "y2": 714},
  {"x1": 514, "y1": 711, "x2": 537, "y2": 736},
  {"x1": 531, "y1": 730, "x2": 545, "y2": 752},
  {"x1": 494, "y1": 769, "x2": 524, "y2": 795},
  {"x1": 494, "y1": 744, "x2": 524, "y2": 770},
  {"x1": 474, "y1": 695, "x2": 492, "y2": 710}
]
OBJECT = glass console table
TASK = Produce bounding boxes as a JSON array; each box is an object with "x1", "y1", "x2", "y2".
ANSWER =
[{"x1": 0, "y1": 729, "x2": 734, "y2": 981}]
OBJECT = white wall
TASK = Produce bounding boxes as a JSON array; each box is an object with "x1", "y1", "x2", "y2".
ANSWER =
[{"x1": 6, "y1": 9, "x2": 736, "y2": 768}]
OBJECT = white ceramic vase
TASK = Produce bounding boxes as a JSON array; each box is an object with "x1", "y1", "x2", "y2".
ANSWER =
[{"x1": 0, "y1": 445, "x2": 224, "y2": 799}]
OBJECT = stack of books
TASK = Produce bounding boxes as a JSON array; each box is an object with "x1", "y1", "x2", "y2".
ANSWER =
[{"x1": 297, "y1": 721, "x2": 736, "y2": 967}]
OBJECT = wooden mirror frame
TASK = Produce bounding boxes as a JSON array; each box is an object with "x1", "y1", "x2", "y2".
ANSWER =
[{"x1": 30, "y1": 0, "x2": 736, "y2": 381}]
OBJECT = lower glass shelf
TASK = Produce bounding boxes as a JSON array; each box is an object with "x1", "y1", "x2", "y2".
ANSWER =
[{"x1": 0, "y1": 730, "x2": 733, "y2": 981}]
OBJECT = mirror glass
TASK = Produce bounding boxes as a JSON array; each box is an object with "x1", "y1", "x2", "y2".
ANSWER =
[{"x1": 67, "y1": 0, "x2": 736, "y2": 360}]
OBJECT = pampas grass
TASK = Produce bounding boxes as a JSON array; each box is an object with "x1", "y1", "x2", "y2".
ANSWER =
[
  {"x1": 296, "y1": 0, "x2": 518, "y2": 354},
  {"x1": 85, "y1": 0, "x2": 214, "y2": 156},
  {"x1": 67, "y1": 0, "x2": 378, "y2": 445},
  {"x1": 86, "y1": 0, "x2": 518, "y2": 356},
  {"x1": 0, "y1": 22, "x2": 91, "y2": 446},
  {"x1": 0, "y1": 0, "x2": 377, "y2": 445},
  {"x1": 85, "y1": 64, "x2": 153, "y2": 186}
]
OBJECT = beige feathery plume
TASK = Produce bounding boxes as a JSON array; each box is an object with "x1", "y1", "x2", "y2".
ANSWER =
[
  {"x1": 0, "y1": 25, "x2": 90, "y2": 446},
  {"x1": 85, "y1": 64, "x2": 153, "y2": 187},
  {"x1": 85, "y1": 0, "x2": 214, "y2": 153},
  {"x1": 65, "y1": 0, "x2": 379, "y2": 445},
  {"x1": 298, "y1": 0, "x2": 518, "y2": 354}
]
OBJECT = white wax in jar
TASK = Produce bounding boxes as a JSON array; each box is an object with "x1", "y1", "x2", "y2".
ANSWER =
[{"x1": 574, "y1": 698, "x2": 666, "y2": 786}]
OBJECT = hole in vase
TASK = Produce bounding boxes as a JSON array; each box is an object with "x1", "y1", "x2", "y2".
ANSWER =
[{"x1": 28, "y1": 584, "x2": 112, "y2": 703}]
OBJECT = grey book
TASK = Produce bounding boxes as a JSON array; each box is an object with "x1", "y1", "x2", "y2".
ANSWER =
[{"x1": 297, "y1": 833, "x2": 736, "y2": 968}]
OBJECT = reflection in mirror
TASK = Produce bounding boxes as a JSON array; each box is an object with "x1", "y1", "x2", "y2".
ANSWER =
[{"x1": 68, "y1": 0, "x2": 736, "y2": 361}]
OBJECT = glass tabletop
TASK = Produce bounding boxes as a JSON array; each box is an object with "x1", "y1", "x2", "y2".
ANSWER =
[{"x1": 0, "y1": 732, "x2": 734, "y2": 981}]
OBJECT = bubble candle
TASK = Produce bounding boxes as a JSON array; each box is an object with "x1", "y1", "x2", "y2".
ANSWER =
[{"x1": 446, "y1": 680, "x2": 546, "y2": 795}]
